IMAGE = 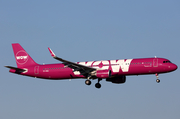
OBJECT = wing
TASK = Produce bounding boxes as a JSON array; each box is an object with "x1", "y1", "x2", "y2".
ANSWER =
[{"x1": 48, "y1": 48, "x2": 96, "y2": 78}]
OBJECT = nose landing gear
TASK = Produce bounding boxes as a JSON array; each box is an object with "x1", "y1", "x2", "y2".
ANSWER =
[
  {"x1": 156, "y1": 73, "x2": 160, "y2": 83},
  {"x1": 156, "y1": 79, "x2": 160, "y2": 83}
]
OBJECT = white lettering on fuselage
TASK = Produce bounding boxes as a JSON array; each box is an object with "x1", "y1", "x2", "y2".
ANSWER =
[
  {"x1": 74, "y1": 59, "x2": 132, "y2": 75},
  {"x1": 110, "y1": 59, "x2": 132, "y2": 72}
]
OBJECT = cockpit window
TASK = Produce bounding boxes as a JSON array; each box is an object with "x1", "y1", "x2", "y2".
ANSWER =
[{"x1": 163, "y1": 60, "x2": 171, "y2": 63}]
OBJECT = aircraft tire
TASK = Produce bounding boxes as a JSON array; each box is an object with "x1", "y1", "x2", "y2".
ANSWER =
[
  {"x1": 156, "y1": 79, "x2": 160, "y2": 83},
  {"x1": 95, "y1": 83, "x2": 101, "y2": 89},
  {"x1": 85, "y1": 80, "x2": 91, "y2": 85}
]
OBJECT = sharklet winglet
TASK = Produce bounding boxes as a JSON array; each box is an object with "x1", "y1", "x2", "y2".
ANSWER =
[{"x1": 48, "y1": 47, "x2": 56, "y2": 57}]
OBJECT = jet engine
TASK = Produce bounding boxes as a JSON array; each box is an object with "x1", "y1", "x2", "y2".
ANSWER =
[
  {"x1": 106, "y1": 76, "x2": 126, "y2": 84},
  {"x1": 95, "y1": 70, "x2": 111, "y2": 78}
]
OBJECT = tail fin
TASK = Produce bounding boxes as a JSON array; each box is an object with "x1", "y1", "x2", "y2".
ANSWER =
[{"x1": 12, "y1": 43, "x2": 38, "y2": 68}]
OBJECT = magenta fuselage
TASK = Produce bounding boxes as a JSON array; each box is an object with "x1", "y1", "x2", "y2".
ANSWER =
[{"x1": 9, "y1": 57, "x2": 177, "y2": 80}]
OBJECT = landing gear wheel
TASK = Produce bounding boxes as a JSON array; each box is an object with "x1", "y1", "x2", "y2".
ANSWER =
[
  {"x1": 156, "y1": 79, "x2": 160, "y2": 83},
  {"x1": 155, "y1": 73, "x2": 160, "y2": 83},
  {"x1": 85, "y1": 80, "x2": 91, "y2": 85},
  {"x1": 95, "y1": 83, "x2": 101, "y2": 89}
]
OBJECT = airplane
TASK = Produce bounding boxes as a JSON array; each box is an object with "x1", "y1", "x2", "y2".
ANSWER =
[{"x1": 5, "y1": 43, "x2": 178, "y2": 88}]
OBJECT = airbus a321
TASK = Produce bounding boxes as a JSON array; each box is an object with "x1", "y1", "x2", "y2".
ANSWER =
[{"x1": 5, "y1": 43, "x2": 178, "y2": 88}]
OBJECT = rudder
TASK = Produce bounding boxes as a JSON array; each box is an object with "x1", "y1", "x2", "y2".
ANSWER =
[{"x1": 12, "y1": 43, "x2": 38, "y2": 68}]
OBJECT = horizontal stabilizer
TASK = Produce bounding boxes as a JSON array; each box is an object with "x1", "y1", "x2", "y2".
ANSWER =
[{"x1": 5, "y1": 66, "x2": 26, "y2": 72}]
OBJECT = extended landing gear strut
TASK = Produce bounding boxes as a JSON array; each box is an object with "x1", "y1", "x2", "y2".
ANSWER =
[
  {"x1": 156, "y1": 73, "x2": 160, "y2": 83},
  {"x1": 85, "y1": 78, "x2": 91, "y2": 85},
  {"x1": 95, "y1": 78, "x2": 102, "y2": 89},
  {"x1": 85, "y1": 78, "x2": 102, "y2": 89}
]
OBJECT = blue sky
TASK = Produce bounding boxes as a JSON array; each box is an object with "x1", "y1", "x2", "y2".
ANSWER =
[{"x1": 0, "y1": 0, "x2": 180, "y2": 119}]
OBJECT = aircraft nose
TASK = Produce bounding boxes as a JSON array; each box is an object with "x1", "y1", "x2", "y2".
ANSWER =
[{"x1": 170, "y1": 64, "x2": 178, "y2": 71}]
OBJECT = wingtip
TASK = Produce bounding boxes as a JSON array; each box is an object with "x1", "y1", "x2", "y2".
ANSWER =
[
  {"x1": 48, "y1": 47, "x2": 56, "y2": 57},
  {"x1": 4, "y1": 66, "x2": 9, "y2": 68}
]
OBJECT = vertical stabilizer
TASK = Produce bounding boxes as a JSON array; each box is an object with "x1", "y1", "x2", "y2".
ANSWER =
[{"x1": 12, "y1": 43, "x2": 38, "y2": 68}]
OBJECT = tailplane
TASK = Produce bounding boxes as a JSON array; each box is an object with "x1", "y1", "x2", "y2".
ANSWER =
[{"x1": 12, "y1": 43, "x2": 38, "y2": 68}]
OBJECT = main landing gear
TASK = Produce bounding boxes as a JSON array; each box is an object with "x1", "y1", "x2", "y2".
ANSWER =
[
  {"x1": 85, "y1": 76, "x2": 92, "y2": 85},
  {"x1": 85, "y1": 78, "x2": 102, "y2": 89},
  {"x1": 95, "y1": 78, "x2": 102, "y2": 89},
  {"x1": 156, "y1": 73, "x2": 160, "y2": 83},
  {"x1": 85, "y1": 79, "x2": 91, "y2": 85}
]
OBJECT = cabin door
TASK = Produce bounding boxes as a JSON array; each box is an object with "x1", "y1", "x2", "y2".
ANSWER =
[
  {"x1": 153, "y1": 58, "x2": 158, "y2": 67},
  {"x1": 34, "y1": 66, "x2": 39, "y2": 74}
]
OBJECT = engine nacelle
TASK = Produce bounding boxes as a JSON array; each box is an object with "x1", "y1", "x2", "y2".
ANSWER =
[
  {"x1": 106, "y1": 76, "x2": 126, "y2": 84},
  {"x1": 96, "y1": 70, "x2": 111, "y2": 78}
]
